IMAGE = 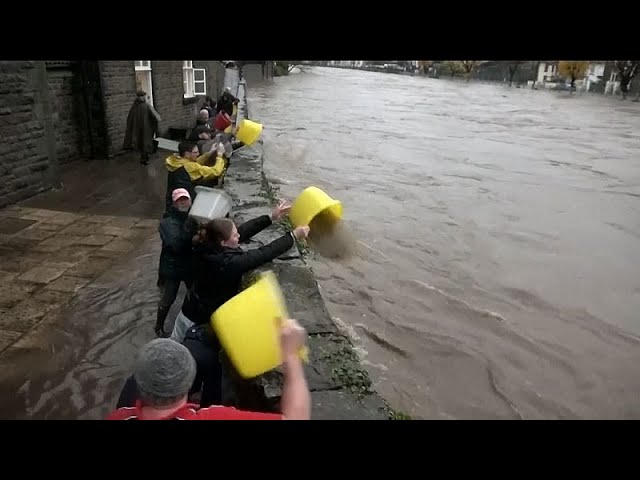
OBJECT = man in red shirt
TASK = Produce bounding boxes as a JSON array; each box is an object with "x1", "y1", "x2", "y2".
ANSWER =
[{"x1": 107, "y1": 319, "x2": 310, "y2": 420}]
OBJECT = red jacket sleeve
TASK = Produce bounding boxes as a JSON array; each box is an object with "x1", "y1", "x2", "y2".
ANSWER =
[{"x1": 195, "y1": 406, "x2": 282, "y2": 420}]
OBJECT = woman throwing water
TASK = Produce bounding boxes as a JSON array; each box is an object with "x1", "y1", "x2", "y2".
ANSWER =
[{"x1": 170, "y1": 200, "x2": 310, "y2": 341}]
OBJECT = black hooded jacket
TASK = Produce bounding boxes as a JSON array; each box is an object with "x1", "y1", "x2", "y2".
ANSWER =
[{"x1": 181, "y1": 215, "x2": 295, "y2": 325}]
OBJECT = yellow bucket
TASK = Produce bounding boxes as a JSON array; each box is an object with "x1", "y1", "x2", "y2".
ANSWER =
[
  {"x1": 289, "y1": 186, "x2": 343, "y2": 228},
  {"x1": 235, "y1": 119, "x2": 263, "y2": 146},
  {"x1": 211, "y1": 271, "x2": 308, "y2": 379}
]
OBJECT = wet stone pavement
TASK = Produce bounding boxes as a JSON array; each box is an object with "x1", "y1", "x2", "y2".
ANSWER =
[
  {"x1": 0, "y1": 206, "x2": 157, "y2": 341},
  {"x1": 0, "y1": 150, "x2": 167, "y2": 419}
]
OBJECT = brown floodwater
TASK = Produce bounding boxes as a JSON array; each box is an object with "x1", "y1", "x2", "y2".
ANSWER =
[{"x1": 247, "y1": 66, "x2": 640, "y2": 419}]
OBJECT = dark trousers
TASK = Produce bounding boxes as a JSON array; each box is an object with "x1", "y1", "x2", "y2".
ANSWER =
[
  {"x1": 183, "y1": 326, "x2": 223, "y2": 407},
  {"x1": 181, "y1": 324, "x2": 255, "y2": 408},
  {"x1": 181, "y1": 340, "x2": 255, "y2": 408},
  {"x1": 156, "y1": 277, "x2": 192, "y2": 329},
  {"x1": 116, "y1": 375, "x2": 138, "y2": 408},
  {"x1": 219, "y1": 352, "x2": 267, "y2": 411}
]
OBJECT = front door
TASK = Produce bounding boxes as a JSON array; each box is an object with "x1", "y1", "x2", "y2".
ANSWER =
[
  {"x1": 134, "y1": 61, "x2": 154, "y2": 106},
  {"x1": 79, "y1": 61, "x2": 107, "y2": 159}
]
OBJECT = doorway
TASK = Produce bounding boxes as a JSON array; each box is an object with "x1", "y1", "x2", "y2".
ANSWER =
[{"x1": 134, "y1": 61, "x2": 154, "y2": 106}]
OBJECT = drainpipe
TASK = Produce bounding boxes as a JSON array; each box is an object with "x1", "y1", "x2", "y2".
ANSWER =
[{"x1": 35, "y1": 61, "x2": 62, "y2": 190}]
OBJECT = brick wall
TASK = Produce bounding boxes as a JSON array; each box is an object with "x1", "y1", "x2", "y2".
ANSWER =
[
  {"x1": 98, "y1": 61, "x2": 136, "y2": 158},
  {"x1": 0, "y1": 61, "x2": 45, "y2": 207},
  {"x1": 194, "y1": 61, "x2": 226, "y2": 104},
  {"x1": 0, "y1": 62, "x2": 90, "y2": 208},
  {"x1": 47, "y1": 68, "x2": 86, "y2": 164},
  {"x1": 213, "y1": 62, "x2": 227, "y2": 97},
  {"x1": 151, "y1": 61, "x2": 198, "y2": 135}
]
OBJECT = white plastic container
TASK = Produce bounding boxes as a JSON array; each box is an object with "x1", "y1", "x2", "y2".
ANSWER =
[{"x1": 189, "y1": 186, "x2": 232, "y2": 223}]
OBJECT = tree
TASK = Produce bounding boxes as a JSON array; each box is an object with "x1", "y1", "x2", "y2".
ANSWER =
[
  {"x1": 508, "y1": 61, "x2": 521, "y2": 87},
  {"x1": 557, "y1": 61, "x2": 589, "y2": 91},
  {"x1": 444, "y1": 61, "x2": 463, "y2": 78},
  {"x1": 460, "y1": 61, "x2": 479, "y2": 81},
  {"x1": 615, "y1": 61, "x2": 640, "y2": 99},
  {"x1": 274, "y1": 61, "x2": 292, "y2": 76},
  {"x1": 418, "y1": 60, "x2": 432, "y2": 75}
]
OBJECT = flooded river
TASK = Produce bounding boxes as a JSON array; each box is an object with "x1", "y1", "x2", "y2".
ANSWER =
[{"x1": 248, "y1": 66, "x2": 640, "y2": 419}]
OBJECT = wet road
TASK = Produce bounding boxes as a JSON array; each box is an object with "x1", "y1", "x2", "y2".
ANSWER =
[
  {"x1": 248, "y1": 67, "x2": 640, "y2": 419},
  {"x1": 5, "y1": 240, "x2": 168, "y2": 419},
  {"x1": 0, "y1": 223, "x2": 187, "y2": 420}
]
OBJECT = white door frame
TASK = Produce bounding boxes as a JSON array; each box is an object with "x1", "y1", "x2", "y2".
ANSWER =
[{"x1": 134, "y1": 61, "x2": 154, "y2": 106}]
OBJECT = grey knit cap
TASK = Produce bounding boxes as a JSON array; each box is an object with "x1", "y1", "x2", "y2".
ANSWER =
[{"x1": 133, "y1": 339, "x2": 196, "y2": 399}]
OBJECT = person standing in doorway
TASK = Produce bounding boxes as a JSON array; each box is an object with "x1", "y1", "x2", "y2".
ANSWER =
[{"x1": 123, "y1": 90, "x2": 161, "y2": 166}]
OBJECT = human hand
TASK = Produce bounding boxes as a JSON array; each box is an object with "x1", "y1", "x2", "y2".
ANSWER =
[
  {"x1": 216, "y1": 143, "x2": 226, "y2": 157},
  {"x1": 271, "y1": 200, "x2": 292, "y2": 221},
  {"x1": 280, "y1": 318, "x2": 307, "y2": 360},
  {"x1": 292, "y1": 226, "x2": 310, "y2": 240}
]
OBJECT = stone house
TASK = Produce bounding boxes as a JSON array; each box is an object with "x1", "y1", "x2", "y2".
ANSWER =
[{"x1": 0, "y1": 60, "x2": 227, "y2": 208}]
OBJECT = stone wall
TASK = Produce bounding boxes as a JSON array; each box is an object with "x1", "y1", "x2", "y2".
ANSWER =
[
  {"x1": 0, "y1": 62, "x2": 44, "y2": 208},
  {"x1": 98, "y1": 61, "x2": 137, "y2": 158},
  {"x1": 194, "y1": 61, "x2": 226, "y2": 103},
  {"x1": 47, "y1": 68, "x2": 86, "y2": 164},
  {"x1": 0, "y1": 62, "x2": 88, "y2": 208},
  {"x1": 151, "y1": 61, "x2": 199, "y2": 136}
]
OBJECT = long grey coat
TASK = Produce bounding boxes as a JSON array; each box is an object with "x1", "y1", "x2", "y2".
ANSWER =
[{"x1": 123, "y1": 97, "x2": 161, "y2": 155}]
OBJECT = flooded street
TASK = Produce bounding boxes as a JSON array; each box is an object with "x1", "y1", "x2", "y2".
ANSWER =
[
  {"x1": 0, "y1": 155, "x2": 180, "y2": 420},
  {"x1": 248, "y1": 67, "x2": 640, "y2": 419}
]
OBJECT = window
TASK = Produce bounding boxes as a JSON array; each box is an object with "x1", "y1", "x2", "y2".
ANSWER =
[
  {"x1": 134, "y1": 61, "x2": 153, "y2": 106},
  {"x1": 183, "y1": 61, "x2": 195, "y2": 98},
  {"x1": 194, "y1": 68, "x2": 206, "y2": 95},
  {"x1": 183, "y1": 61, "x2": 206, "y2": 98}
]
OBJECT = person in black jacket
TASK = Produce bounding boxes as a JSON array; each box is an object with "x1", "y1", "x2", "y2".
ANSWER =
[
  {"x1": 216, "y1": 86, "x2": 240, "y2": 116},
  {"x1": 203, "y1": 96, "x2": 216, "y2": 118},
  {"x1": 170, "y1": 201, "x2": 310, "y2": 340},
  {"x1": 155, "y1": 188, "x2": 199, "y2": 337}
]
